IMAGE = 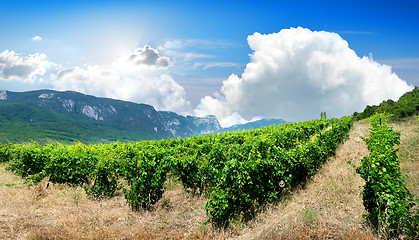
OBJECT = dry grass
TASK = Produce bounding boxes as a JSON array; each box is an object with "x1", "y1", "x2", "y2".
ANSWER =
[
  {"x1": 0, "y1": 119, "x2": 417, "y2": 240},
  {"x1": 0, "y1": 170, "x2": 214, "y2": 240},
  {"x1": 393, "y1": 117, "x2": 419, "y2": 198},
  {"x1": 232, "y1": 121, "x2": 377, "y2": 240},
  {"x1": 392, "y1": 117, "x2": 419, "y2": 220}
]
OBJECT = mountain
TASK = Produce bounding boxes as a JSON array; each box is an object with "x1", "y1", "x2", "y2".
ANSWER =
[
  {"x1": 222, "y1": 118, "x2": 287, "y2": 132},
  {"x1": 0, "y1": 89, "x2": 221, "y2": 143}
]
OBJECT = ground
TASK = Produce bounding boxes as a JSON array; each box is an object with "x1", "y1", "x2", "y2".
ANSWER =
[{"x1": 0, "y1": 119, "x2": 417, "y2": 240}]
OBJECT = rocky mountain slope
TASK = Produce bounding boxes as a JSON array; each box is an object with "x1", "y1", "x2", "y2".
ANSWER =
[
  {"x1": 0, "y1": 89, "x2": 222, "y2": 143},
  {"x1": 0, "y1": 89, "x2": 287, "y2": 143}
]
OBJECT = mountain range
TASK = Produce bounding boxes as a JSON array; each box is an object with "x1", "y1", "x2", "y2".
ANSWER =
[
  {"x1": 0, "y1": 89, "x2": 286, "y2": 143},
  {"x1": 222, "y1": 118, "x2": 287, "y2": 132}
]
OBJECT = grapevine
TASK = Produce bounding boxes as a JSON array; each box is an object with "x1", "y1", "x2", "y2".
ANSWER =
[{"x1": 3, "y1": 116, "x2": 354, "y2": 226}]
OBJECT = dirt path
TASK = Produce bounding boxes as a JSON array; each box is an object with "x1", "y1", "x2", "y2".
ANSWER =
[{"x1": 234, "y1": 121, "x2": 378, "y2": 240}]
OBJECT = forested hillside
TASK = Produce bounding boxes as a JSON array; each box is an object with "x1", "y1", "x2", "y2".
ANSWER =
[
  {"x1": 353, "y1": 86, "x2": 418, "y2": 120},
  {"x1": 0, "y1": 90, "x2": 222, "y2": 143}
]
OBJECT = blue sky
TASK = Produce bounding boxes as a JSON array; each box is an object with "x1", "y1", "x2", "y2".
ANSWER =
[{"x1": 0, "y1": 0, "x2": 418, "y2": 126}]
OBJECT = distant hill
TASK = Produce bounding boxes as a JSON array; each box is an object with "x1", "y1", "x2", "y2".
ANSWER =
[
  {"x1": 0, "y1": 90, "x2": 221, "y2": 143},
  {"x1": 222, "y1": 118, "x2": 287, "y2": 132}
]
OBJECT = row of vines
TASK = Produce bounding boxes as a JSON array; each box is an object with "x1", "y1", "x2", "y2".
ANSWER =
[
  {"x1": 0, "y1": 116, "x2": 353, "y2": 226},
  {"x1": 352, "y1": 113, "x2": 418, "y2": 238}
]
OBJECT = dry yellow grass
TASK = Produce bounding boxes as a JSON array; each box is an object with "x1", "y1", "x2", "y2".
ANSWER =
[
  {"x1": 0, "y1": 173, "x2": 216, "y2": 239},
  {"x1": 232, "y1": 121, "x2": 377, "y2": 240},
  {"x1": 0, "y1": 119, "x2": 417, "y2": 240},
  {"x1": 393, "y1": 117, "x2": 419, "y2": 219},
  {"x1": 393, "y1": 117, "x2": 419, "y2": 198}
]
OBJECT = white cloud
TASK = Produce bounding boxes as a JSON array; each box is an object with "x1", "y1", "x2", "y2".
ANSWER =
[
  {"x1": 51, "y1": 49, "x2": 192, "y2": 114},
  {"x1": 128, "y1": 45, "x2": 171, "y2": 68},
  {"x1": 158, "y1": 40, "x2": 215, "y2": 61},
  {"x1": 163, "y1": 40, "x2": 184, "y2": 49},
  {"x1": 0, "y1": 50, "x2": 54, "y2": 83},
  {"x1": 377, "y1": 57, "x2": 419, "y2": 90},
  {"x1": 0, "y1": 46, "x2": 191, "y2": 114},
  {"x1": 378, "y1": 57, "x2": 419, "y2": 70},
  {"x1": 195, "y1": 27, "x2": 413, "y2": 127},
  {"x1": 193, "y1": 62, "x2": 241, "y2": 70},
  {"x1": 183, "y1": 39, "x2": 241, "y2": 49},
  {"x1": 163, "y1": 51, "x2": 214, "y2": 61},
  {"x1": 32, "y1": 35, "x2": 42, "y2": 41},
  {"x1": 162, "y1": 39, "x2": 240, "y2": 50}
]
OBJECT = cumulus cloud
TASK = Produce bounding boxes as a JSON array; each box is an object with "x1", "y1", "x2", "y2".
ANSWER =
[
  {"x1": 379, "y1": 58, "x2": 419, "y2": 86},
  {"x1": 32, "y1": 35, "x2": 42, "y2": 41},
  {"x1": 0, "y1": 50, "x2": 54, "y2": 83},
  {"x1": 128, "y1": 45, "x2": 171, "y2": 68},
  {"x1": 49, "y1": 44, "x2": 193, "y2": 113},
  {"x1": 0, "y1": 45, "x2": 190, "y2": 114},
  {"x1": 195, "y1": 27, "x2": 413, "y2": 127}
]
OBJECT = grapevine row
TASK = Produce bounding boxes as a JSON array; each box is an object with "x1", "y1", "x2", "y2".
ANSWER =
[
  {"x1": 352, "y1": 113, "x2": 418, "y2": 238},
  {"x1": 0, "y1": 116, "x2": 353, "y2": 226}
]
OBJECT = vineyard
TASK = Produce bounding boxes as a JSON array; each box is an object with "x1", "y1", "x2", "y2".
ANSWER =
[
  {"x1": 353, "y1": 114, "x2": 418, "y2": 238},
  {"x1": 0, "y1": 116, "x2": 354, "y2": 226}
]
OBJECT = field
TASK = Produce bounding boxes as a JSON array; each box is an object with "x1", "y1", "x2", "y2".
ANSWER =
[{"x1": 0, "y1": 118, "x2": 417, "y2": 239}]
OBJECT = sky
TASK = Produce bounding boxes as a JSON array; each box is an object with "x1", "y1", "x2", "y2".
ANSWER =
[{"x1": 0, "y1": 0, "x2": 418, "y2": 127}]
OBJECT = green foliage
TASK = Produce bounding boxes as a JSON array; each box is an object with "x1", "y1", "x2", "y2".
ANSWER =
[
  {"x1": 355, "y1": 113, "x2": 418, "y2": 238},
  {"x1": 84, "y1": 155, "x2": 121, "y2": 199},
  {"x1": 0, "y1": 143, "x2": 11, "y2": 162},
  {"x1": 122, "y1": 146, "x2": 169, "y2": 210},
  {"x1": 354, "y1": 86, "x2": 419, "y2": 121},
  {"x1": 0, "y1": 101, "x2": 161, "y2": 144},
  {"x1": 36, "y1": 143, "x2": 98, "y2": 184},
  {"x1": 5, "y1": 143, "x2": 51, "y2": 177},
  {"x1": 2, "y1": 116, "x2": 354, "y2": 227},
  {"x1": 198, "y1": 117, "x2": 353, "y2": 226}
]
